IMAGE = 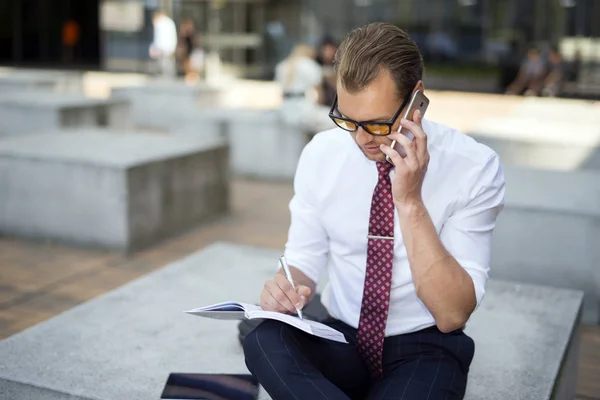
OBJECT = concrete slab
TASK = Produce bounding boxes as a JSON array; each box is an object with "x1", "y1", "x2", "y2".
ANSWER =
[
  {"x1": 226, "y1": 109, "x2": 310, "y2": 180},
  {"x1": 0, "y1": 130, "x2": 229, "y2": 251},
  {"x1": 467, "y1": 109, "x2": 600, "y2": 171},
  {"x1": 0, "y1": 242, "x2": 583, "y2": 400},
  {"x1": 0, "y1": 92, "x2": 132, "y2": 136},
  {"x1": 110, "y1": 81, "x2": 222, "y2": 129},
  {"x1": 116, "y1": 104, "x2": 311, "y2": 180},
  {"x1": 0, "y1": 69, "x2": 83, "y2": 93},
  {"x1": 490, "y1": 165, "x2": 600, "y2": 324}
]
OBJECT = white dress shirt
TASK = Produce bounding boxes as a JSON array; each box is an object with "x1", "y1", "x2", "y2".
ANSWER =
[
  {"x1": 152, "y1": 15, "x2": 178, "y2": 55},
  {"x1": 284, "y1": 119, "x2": 506, "y2": 336}
]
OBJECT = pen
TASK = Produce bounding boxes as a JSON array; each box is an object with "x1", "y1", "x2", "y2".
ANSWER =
[{"x1": 279, "y1": 255, "x2": 304, "y2": 320}]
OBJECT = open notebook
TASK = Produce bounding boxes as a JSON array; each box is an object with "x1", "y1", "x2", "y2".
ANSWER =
[{"x1": 186, "y1": 301, "x2": 348, "y2": 344}]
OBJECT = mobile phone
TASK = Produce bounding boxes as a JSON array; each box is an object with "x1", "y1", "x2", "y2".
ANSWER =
[
  {"x1": 161, "y1": 373, "x2": 259, "y2": 400},
  {"x1": 386, "y1": 90, "x2": 430, "y2": 162}
]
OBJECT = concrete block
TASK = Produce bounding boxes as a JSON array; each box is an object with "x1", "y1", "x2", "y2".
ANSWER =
[
  {"x1": 0, "y1": 130, "x2": 229, "y2": 251},
  {"x1": 464, "y1": 281, "x2": 582, "y2": 400},
  {"x1": 0, "y1": 243, "x2": 583, "y2": 400},
  {"x1": 226, "y1": 109, "x2": 310, "y2": 180},
  {"x1": 0, "y1": 70, "x2": 83, "y2": 93},
  {"x1": 111, "y1": 81, "x2": 222, "y2": 130},
  {"x1": 124, "y1": 105, "x2": 311, "y2": 180},
  {"x1": 490, "y1": 165, "x2": 600, "y2": 324},
  {"x1": 468, "y1": 116, "x2": 600, "y2": 171},
  {"x1": 0, "y1": 92, "x2": 132, "y2": 136}
]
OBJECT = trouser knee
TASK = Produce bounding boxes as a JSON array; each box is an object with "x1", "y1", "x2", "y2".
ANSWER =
[{"x1": 242, "y1": 320, "x2": 291, "y2": 374}]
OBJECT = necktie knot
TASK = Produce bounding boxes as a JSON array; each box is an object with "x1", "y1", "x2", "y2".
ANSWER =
[{"x1": 376, "y1": 161, "x2": 393, "y2": 178}]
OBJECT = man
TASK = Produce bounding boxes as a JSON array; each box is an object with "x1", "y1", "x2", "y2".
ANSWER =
[
  {"x1": 506, "y1": 47, "x2": 546, "y2": 96},
  {"x1": 243, "y1": 22, "x2": 505, "y2": 400},
  {"x1": 150, "y1": 10, "x2": 178, "y2": 79}
]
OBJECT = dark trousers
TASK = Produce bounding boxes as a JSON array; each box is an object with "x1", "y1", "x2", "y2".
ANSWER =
[{"x1": 243, "y1": 318, "x2": 474, "y2": 400}]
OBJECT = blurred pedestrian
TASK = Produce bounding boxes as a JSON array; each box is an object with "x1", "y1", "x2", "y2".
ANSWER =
[
  {"x1": 274, "y1": 43, "x2": 334, "y2": 133},
  {"x1": 150, "y1": 10, "x2": 178, "y2": 79},
  {"x1": 316, "y1": 37, "x2": 338, "y2": 106},
  {"x1": 506, "y1": 47, "x2": 546, "y2": 96},
  {"x1": 177, "y1": 18, "x2": 202, "y2": 84},
  {"x1": 541, "y1": 48, "x2": 564, "y2": 97}
]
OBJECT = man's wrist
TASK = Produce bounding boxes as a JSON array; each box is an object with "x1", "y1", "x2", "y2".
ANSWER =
[{"x1": 395, "y1": 198, "x2": 427, "y2": 219}]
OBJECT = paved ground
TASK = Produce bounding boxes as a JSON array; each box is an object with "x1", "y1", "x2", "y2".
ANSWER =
[{"x1": 0, "y1": 70, "x2": 599, "y2": 398}]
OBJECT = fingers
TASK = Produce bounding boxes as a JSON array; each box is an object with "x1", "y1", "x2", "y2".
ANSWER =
[
  {"x1": 260, "y1": 275, "x2": 306, "y2": 314},
  {"x1": 297, "y1": 285, "x2": 311, "y2": 300},
  {"x1": 400, "y1": 111, "x2": 428, "y2": 161},
  {"x1": 394, "y1": 134, "x2": 418, "y2": 169},
  {"x1": 380, "y1": 143, "x2": 405, "y2": 168}
]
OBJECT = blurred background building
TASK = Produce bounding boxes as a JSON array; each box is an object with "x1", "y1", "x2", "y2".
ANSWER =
[{"x1": 0, "y1": 0, "x2": 599, "y2": 95}]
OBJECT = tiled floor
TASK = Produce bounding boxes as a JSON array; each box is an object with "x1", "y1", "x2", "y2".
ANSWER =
[{"x1": 0, "y1": 178, "x2": 598, "y2": 398}]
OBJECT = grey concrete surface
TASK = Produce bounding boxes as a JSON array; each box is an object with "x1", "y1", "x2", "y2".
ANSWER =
[
  {"x1": 0, "y1": 92, "x2": 132, "y2": 136},
  {"x1": 468, "y1": 116, "x2": 600, "y2": 171},
  {"x1": 0, "y1": 70, "x2": 83, "y2": 93},
  {"x1": 111, "y1": 81, "x2": 222, "y2": 128},
  {"x1": 0, "y1": 242, "x2": 583, "y2": 400},
  {"x1": 117, "y1": 103, "x2": 311, "y2": 180},
  {"x1": 490, "y1": 165, "x2": 600, "y2": 324},
  {"x1": 226, "y1": 109, "x2": 310, "y2": 180},
  {"x1": 0, "y1": 130, "x2": 229, "y2": 251}
]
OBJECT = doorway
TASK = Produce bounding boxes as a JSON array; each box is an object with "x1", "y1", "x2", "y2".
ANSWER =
[{"x1": 0, "y1": 0, "x2": 101, "y2": 69}]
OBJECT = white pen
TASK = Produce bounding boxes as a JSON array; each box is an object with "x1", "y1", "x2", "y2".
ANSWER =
[{"x1": 279, "y1": 255, "x2": 304, "y2": 320}]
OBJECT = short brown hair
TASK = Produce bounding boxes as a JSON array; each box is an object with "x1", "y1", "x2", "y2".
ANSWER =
[{"x1": 334, "y1": 22, "x2": 424, "y2": 99}]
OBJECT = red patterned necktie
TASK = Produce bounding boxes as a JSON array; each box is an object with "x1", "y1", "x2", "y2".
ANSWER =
[{"x1": 356, "y1": 161, "x2": 395, "y2": 380}]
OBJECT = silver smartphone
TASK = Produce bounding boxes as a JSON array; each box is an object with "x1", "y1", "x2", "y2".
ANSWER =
[{"x1": 386, "y1": 90, "x2": 430, "y2": 162}]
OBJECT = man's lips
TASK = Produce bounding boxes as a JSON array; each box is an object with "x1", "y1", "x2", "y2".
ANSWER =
[{"x1": 362, "y1": 145, "x2": 381, "y2": 154}]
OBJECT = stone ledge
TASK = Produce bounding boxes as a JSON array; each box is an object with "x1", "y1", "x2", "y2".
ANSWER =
[
  {"x1": 0, "y1": 242, "x2": 583, "y2": 400},
  {"x1": 0, "y1": 92, "x2": 132, "y2": 136}
]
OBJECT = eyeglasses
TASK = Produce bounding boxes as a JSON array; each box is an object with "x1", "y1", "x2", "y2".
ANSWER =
[{"x1": 328, "y1": 92, "x2": 412, "y2": 136}]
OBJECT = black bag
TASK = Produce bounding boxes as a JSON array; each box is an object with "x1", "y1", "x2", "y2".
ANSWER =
[{"x1": 237, "y1": 294, "x2": 329, "y2": 345}]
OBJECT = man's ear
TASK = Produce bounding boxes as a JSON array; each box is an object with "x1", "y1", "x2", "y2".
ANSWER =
[{"x1": 415, "y1": 80, "x2": 425, "y2": 94}]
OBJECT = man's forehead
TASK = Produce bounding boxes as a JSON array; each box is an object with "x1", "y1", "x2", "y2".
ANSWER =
[{"x1": 337, "y1": 88, "x2": 399, "y2": 121}]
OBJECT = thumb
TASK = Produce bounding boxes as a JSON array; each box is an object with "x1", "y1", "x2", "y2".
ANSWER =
[{"x1": 297, "y1": 285, "x2": 312, "y2": 304}]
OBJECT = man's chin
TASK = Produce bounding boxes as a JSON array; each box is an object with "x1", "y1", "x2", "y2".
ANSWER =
[{"x1": 361, "y1": 149, "x2": 387, "y2": 162}]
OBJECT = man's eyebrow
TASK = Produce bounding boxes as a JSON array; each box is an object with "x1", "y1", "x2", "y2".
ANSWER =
[{"x1": 337, "y1": 105, "x2": 392, "y2": 122}]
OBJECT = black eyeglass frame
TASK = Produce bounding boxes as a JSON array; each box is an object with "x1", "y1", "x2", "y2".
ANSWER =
[{"x1": 328, "y1": 91, "x2": 413, "y2": 136}]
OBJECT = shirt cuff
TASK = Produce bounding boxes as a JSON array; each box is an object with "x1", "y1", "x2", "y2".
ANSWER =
[
  {"x1": 458, "y1": 259, "x2": 489, "y2": 309},
  {"x1": 283, "y1": 248, "x2": 325, "y2": 285}
]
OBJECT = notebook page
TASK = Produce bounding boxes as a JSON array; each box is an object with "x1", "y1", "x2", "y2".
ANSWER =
[{"x1": 248, "y1": 309, "x2": 348, "y2": 343}]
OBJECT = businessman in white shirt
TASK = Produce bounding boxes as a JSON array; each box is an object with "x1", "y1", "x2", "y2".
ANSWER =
[
  {"x1": 150, "y1": 10, "x2": 178, "y2": 79},
  {"x1": 243, "y1": 22, "x2": 505, "y2": 400}
]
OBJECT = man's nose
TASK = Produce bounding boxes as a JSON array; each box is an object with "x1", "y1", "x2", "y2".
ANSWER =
[{"x1": 355, "y1": 127, "x2": 372, "y2": 144}]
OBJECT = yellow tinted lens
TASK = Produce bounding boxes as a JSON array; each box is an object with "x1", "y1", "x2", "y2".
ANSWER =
[
  {"x1": 333, "y1": 118, "x2": 357, "y2": 131},
  {"x1": 365, "y1": 124, "x2": 390, "y2": 135}
]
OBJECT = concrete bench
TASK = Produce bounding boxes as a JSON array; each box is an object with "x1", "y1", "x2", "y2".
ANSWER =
[
  {"x1": 490, "y1": 164, "x2": 600, "y2": 324},
  {"x1": 0, "y1": 242, "x2": 583, "y2": 400},
  {"x1": 111, "y1": 81, "x2": 222, "y2": 129},
  {"x1": 225, "y1": 109, "x2": 312, "y2": 180},
  {"x1": 0, "y1": 70, "x2": 83, "y2": 93},
  {"x1": 0, "y1": 130, "x2": 229, "y2": 252},
  {"x1": 0, "y1": 92, "x2": 132, "y2": 136},
  {"x1": 119, "y1": 105, "x2": 313, "y2": 181},
  {"x1": 467, "y1": 116, "x2": 600, "y2": 171}
]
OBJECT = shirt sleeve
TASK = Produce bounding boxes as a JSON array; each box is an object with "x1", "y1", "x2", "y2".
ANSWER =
[
  {"x1": 439, "y1": 153, "x2": 506, "y2": 308},
  {"x1": 284, "y1": 141, "x2": 329, "y2": 285}
]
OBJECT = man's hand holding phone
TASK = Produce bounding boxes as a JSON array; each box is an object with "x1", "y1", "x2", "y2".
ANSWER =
[{"x1": 380, "y1": 109, "x2": 430, "y2": 208}]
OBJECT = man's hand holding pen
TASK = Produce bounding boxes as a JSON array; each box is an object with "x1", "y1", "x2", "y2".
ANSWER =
[{"x1": 260, "y1": 272, "x2": 311, "y2": 317}]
